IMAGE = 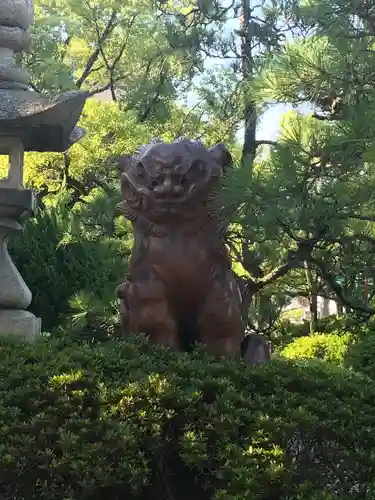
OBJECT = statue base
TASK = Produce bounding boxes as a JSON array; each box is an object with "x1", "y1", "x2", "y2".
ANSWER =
[
  {"x1": 0, "y1": 309, "x2": 41, "y2": 340},
  {"x1": 0, "y1": 186, "x2": 41, "y2": 340}
]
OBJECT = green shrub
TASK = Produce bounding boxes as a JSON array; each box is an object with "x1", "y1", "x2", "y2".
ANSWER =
[
  {"x1": 280, "y1": 332, "x2": 353, "y2": 364},
  {"x1": 272, "y1": 315, "x2": 362, "y2": 349},
  {"x1": 9, "y1": 202, "x2": 129, "y2": 331},
  {"x1": 314, "y1": 315, "x2": 357, "y2": 333},
  {"x1": 0, "y1": 335, "x2": 375, "y2": 499},
  {"x1": 270, "y1": 319, "x2": 309, "y2": 348},
  {"x1": 345, "y1": 333, "x2": 375, "y2": 379}
]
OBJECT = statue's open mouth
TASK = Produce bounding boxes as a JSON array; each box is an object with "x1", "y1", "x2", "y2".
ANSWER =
[
  {"x1": 153, "y1": 193, "x2": 188, "y2": 205},
  {"x1": 152, "y1": 184, "x2": 198, "y2": 205},
  {"x1": 122, "y1": 171, "x2": 215, "y2": 211}
]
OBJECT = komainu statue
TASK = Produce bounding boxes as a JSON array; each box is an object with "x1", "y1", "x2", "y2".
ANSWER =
[{"x1": 115, "y1": 137, "x2": 245, "y2": 357}]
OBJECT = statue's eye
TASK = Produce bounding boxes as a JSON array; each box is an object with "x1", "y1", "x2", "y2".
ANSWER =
[{"x1": 136, "y1": 163, "x2": 144, "y2": 177}]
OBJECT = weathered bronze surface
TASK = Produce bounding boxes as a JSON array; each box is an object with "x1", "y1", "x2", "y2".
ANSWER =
[{"x1": 116, "y1": 138, "x2": 245, "y2": 357}]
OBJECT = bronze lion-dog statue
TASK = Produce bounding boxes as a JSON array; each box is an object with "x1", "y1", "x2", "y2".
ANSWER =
[{"x1": 115, "y1": 137, "x2": 269, "y2": 362}]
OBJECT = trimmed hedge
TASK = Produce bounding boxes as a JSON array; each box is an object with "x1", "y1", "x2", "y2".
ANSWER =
[
  {"x1": 280, "y1": 333, "x2": 353, "y2": 365},
  {"x1": 0, "y1": 335, "x2": 375, "y2": 499}
]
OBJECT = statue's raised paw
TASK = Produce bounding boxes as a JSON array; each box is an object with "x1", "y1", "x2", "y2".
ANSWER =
[{"x1": 115, "y1": 279, "x2": 131, "y2": 299}]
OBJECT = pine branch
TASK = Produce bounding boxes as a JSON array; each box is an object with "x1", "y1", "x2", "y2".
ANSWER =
[{"x1": 338, "y1": 213, "x2": 375, "y2": 223}]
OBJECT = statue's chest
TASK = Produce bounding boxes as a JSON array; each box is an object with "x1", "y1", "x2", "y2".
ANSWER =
[
  {"x1": 130, "y1": 230, "x2": 222, "y2": 303},
  {"x1": 146, "y1": 234, "x2": 209, "y2": 269},
  {"x1": 147, "y1": 235, "x2": 212, "y2": 297}
]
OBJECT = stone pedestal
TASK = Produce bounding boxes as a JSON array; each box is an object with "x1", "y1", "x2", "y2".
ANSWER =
[
  {"x1": 0, "y1": 310, "x2": 41, "y2": 339},
  {"x1": 0, "y1": 186, "x2": 40, "y2": 339}
]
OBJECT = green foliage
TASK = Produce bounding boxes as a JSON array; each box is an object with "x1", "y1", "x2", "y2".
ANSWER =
[
  {"x1": 345, "y1": 333, "x2": 375, "y2": 380},
  {"x1": 220, "y1": 0, "x2": 375, "y2": 318},
  {"x1": 271, "y1": 315, "x2": 365, "y2": 349},
  {"x1": 21, "y1": 100, "x2": 155, "y2": 190},
  {"x1": 270, "y1": 320, "x2": 310, "y2": 349},
  {"x1": 312, "y1": 315, "x2": 357, "y2": 334},
  {"x1": 223, "y1": 110, "x2": 375, "y2": 316},
  {"x1": 64, "y1": 289, "x2": 121, "y2": 341},
  {"x1": 280, "y1": 333, "x2": 353, "y2": 364},
  {"x1": 0, "y1": 335, "x2": 375, "y2": 499},
  {"x1": 252, "y1": 37, "x2": 339, "y2": 106},
  {"x1": 281, "y1": 307, "x2": 305, "y2": 322},
  {"x1": 18, "y1": 0, "x2": 241, "y2": 195},
  {"x1": 29, "y1": 0, "x2": 201, "y2": 113},
  {"x1": 20, "y1": 98, "x2": 237, "y2": 194},
  {"x1": 9, "y1": 202, "x2": 129, "y2": 331}
]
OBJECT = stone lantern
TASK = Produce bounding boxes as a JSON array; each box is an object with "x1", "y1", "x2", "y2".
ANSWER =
[{"x1": 0, "y1": 0, "x2": 88, "y2": 338}]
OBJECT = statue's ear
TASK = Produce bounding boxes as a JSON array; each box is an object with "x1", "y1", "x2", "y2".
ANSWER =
[
  {"x1": 209, "y1": 143, "x2": 233, "y2": 172},
  {"x1": 107, "y1": 154, "x2": 133, "y2": 173}
]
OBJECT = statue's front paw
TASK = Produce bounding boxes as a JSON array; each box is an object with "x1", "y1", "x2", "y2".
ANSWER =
[{"x1": 116, "y1": 280, "x2": 131, "y2": 299}]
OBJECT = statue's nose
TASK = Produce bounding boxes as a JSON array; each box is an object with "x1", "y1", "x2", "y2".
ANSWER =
[
  {"x1": 154, "y1": 178, "x2": 183, "y2": 198},
  {"x1": 172, "y1": 185, "x2": 184, "y2": 196}
]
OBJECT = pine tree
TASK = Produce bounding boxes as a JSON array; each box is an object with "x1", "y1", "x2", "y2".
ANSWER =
[{"x1": 226, "y1": 0, "x2": 375, "y2": 322}]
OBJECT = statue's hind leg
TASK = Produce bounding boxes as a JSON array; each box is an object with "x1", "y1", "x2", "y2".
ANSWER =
[{"x1": 197, "y1": 271, "x2": 244, "y2": 357}]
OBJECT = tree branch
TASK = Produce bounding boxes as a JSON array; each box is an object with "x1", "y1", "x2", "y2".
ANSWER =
[
  {"x1": 75, "y1": 8, "x2": 118, "y2": 88},
  {"x1": 338, "y1": 212, "x2": 375, "y2": 223},
  {"x1": 88, "y1": 75, "x2": 127, "y2": 97},
  {"x1": 255, "y1": 139, "x2": 278, "y2": 148},
  {"x1": 310, "y1": 257, "x2": 375, "y2": 316},
  {"x1": 257, "y1": 259, "x2": 298, "y2": 287}
]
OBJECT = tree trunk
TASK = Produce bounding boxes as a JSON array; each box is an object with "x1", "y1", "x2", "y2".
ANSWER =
[
  {"x1": 240, "y1": 283, "x2": 255, "y2": 325},
  {"x1": 305, "y1": 261, "x2": 318, "y2": 334},
  {"x1": 241, "y1": 0, "x2": 257, "y2": 168}
]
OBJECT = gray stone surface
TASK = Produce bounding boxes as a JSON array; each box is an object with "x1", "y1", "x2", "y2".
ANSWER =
[
  {"x1": 0, "y1": 81, "x2": 28, "y2": 90},
  {"x1": 0, "y1": 137, "x2": 24, "y2": 187},
  {"x1": 0, "y1": 89, "x2": 88, "y2": 151},
  {"x1": 0, "y1": 310, "x2": 41, "y2": 339},
  {"x1": 0, "y1": 217, "x2": 32, "y2": 309},
  {"x1": 0, "y1": 26, "x2": 30, "y2": 52},
  {"x1": 0, "y1": 0, "x2": 34, "y2": 31},
  {"x1": 0, "y1": 187, "x2": 36, "y2": 219},
  {"x1": 0, "y1": 1, "x2": 32, "y2": 89},
  {"x1": 0, "y1": 60, "x2": 30, "y2": 86},
  {"x1": 0, "y1": 189, "x2": 37, "y2": 337}
]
